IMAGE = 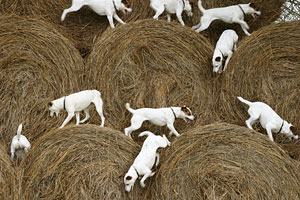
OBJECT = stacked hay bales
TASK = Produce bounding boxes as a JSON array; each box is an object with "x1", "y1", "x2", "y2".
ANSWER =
[
  {"x1": 217, "y1": 21, "x2": 300, "y2": 142},
  {"x1": 20, "y1": 125, "x2": 143, "y2": 200},
  {"x1": 0, "y1": 15, "x2": 84, "y2": 148},
  {"x1": 85, "y1": 19, "x2": 220, "y2": 139},
  {"x1": 0, "y1": 144, "x2": 17, "y2": 200},
  {"x1": 150, "y1": 123, "x2": 300, "y2": 199}
]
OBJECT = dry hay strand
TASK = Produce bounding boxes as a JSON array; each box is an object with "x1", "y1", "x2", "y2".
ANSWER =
[
  {"x1": 20, "y1": 125, "x2": 142, "y2": 200},
  {"x1": 0, "y1": 0, "x2": 117, "y2": 56},
  {"x1": 150, "y1": 123, "x2": 300, "y2": 200},
  {"x1": 0, "y1": 15, "x2": 84, "y2": 149},
  {"x1": 0, "y1": 143, "x2": 17, "y2": 200},
  {"x1": 217, "y1": 21, "x2": 300, "y2": 144},
  {"x1": 85, "y1": 19, "x2": 219, "y2": 140},
  {"x1": 122, "y1": 0, "x2": 284, "y2": 43}
]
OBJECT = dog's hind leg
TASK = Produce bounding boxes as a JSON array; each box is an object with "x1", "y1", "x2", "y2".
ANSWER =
[
  {"x1": 60, "y1": 113, "x2": 75, "y2": 128},
  {"x1": 140, "y1": 170, "x2": 155, "y2": 188},
  {"x1": 61, "y1": 0, "x2": 85, "y2": 21},
  {"x1": 93, "y1": 99, "x2": 105, "y2": 127},
  {"x1": 194, "y1": 17, "x2": 213, "y2": 33},
  {"x1": 125, "y1": 117, "x2": 144, "y2": 138},
  {"x1": 79, "y1": 108, "x2": 90, "y2": 124},
  {"x1": 152, "y1": 5, "x2": 164, "y2": 20}
]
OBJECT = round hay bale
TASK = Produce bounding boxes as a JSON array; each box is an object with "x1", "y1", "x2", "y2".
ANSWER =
[
  {"x1": 20, "y1": 125, "x2": 143, "y2": 200},
  {"x1": 0, "y1": 0, "x2": 128, "y2": 56},
  {"x1": 217, "y1": 21, "x2": 300, "y2": 142},
  {"x1": 150, "y1": 123, "x2": 300, "y2": 200},
  {"x1": 85, "y1": 19, "x2": 219, "y2": 140},
  {"x1": 0, "y1": 143, "x2": 17, "y2": 200},
  {"x1": 0, "y1": 15, "x2": 84, "y2": 149},
  {"x1": 123, "y1": 0, "x2": 284, "y2": 42}
]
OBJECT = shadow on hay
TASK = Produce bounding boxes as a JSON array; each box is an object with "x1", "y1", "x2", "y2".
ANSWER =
[
  {"x1": 0, "y1": 15, "x2": 85, "y2": 150},
  {"x1": 20, "y1": 125, "x2": 146, "y2": 200},
  {"x1": 148, "y1": 122, "x2": 300, "y2": 200},
  {"x1": 84, "y1": 19, "x2": 221, "y2": 141}
]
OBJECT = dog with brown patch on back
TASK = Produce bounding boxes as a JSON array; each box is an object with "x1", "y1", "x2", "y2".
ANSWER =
[
  {"x1": 61, "y1": 0, "x2": 132, "y2": 29},
  {"x1": 124, "y1": 103, "x2": 195, "y2": 138}
]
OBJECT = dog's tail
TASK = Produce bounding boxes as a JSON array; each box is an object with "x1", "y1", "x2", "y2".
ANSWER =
[
  {"x1": 125, "y1": 103, "x2": 135, "y2": 113},
  {"x1": 138, "y1": 131, "x2": 154, "y2": 137},
  {"x1": 17, "y1": 123, "x2": 22, "y2": 139},
  {"x1": 237, "y1": 96, "x2": 252, "y2": 106},
  {"x1": 198, "y1": 0, "x2": 206, "y2": 14}
]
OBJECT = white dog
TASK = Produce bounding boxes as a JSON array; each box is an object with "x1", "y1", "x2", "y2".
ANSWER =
[
  {"x1": 124, "y1": 131, "x2": 171, "y2": 192},
  {"x1": 61, "y1": 0, "x2": 132, "y2": 29},
  {"x1": 150, "y1": 0, "x2": 193, "y2": 26},
  {"x1": 237, "y1": 96, "x2": 298, "y2": 142},
  {"x1": 192, "y1": 0, "x2": 261, "y2": 36},
  {"x1": 11, "y1": 123, "x2": 31, "y2": 160},
  {"x1": 48, "y1": 90, "x2": 105, "y2": 128},
  {"x1": 124, "y1": 103, "x2": 195, "y2": 138},
  {"x1": 212, "y1": 29, "x2": 238, "y2": 74}
]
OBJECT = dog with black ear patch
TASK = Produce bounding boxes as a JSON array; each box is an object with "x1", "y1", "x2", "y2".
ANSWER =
[
  {"x1": 48, "y1": 90, "x2": 105, "y2": 128},
  {"x1": 124, "y1": 131, "x2": 171, "y2": 192}
]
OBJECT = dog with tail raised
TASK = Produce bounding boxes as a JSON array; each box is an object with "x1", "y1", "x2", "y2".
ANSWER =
[
  {"x1": 192, "y1": 0, "x2": 261, "y2": 36},
  {"x1": 124, "y1": 103, "x2": 195, "y2": 138},
  {"x1": 237, "y1": 96, "x2": 298, "y2": 142},
  {"x1": 11, "y1": 123, "x2": 31, "y2": 161},
  {"x1": 124, "y1": 131, "x2": 171, "y2": 192}
]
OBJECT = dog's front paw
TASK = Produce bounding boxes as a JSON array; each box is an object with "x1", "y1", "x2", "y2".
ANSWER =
[{"x1": 140, "y1": 182, "x2": 145, "y2": 188}]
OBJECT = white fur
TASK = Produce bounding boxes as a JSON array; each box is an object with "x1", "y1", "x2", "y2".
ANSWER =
[
  {"x1": 61, "y1": 0, "x2": 132, "y2": 29},
  {"x1": 237, "y1": 96, "x2": 298, "y2": 142},
  {"x1": 192, "y1": 0, "x2": 261, "y2": 36},
  {"x1": 124, "y1": 103, "x2": 195, "y2": 138},
  {"x1": 124, "y1": 131, "x2": 171, "y2": 192},
  {"x1": 212, "y1": 29, "x2": 238, "y2": 73},
  {"x1": 11, "y1": 124, "x2": 31, "y2": 160},
  {"x1": 48, "y1": 90, "x2": 105, "y2": 128},
  {"x1": 150, "y1": 0, "x2": 193, "y2": 26}
]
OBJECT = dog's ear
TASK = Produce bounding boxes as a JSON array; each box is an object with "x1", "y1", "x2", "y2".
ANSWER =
[
  {"x1": 290, "y1": 126, "x2": 297, "y2": 133},
  {"x1": 125, "y1": 176, "x2": 132, "y2": 180},
  {"x1": 215, "y1": 56, "x2": 221, "y2": 62},
  {"x1": 48, "y1": 102, "x2": 53, "y2": 107},
  {"x1": 249, "y1": 2, "x2": 257, "y2": 9}
]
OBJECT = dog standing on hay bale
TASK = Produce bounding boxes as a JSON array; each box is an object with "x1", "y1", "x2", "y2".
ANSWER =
[
  {"x1": 61, "y1": 0, "x2": 132, "y2": 29},
  {"x1": 124, "y1": 103, "x2": 195, "y2": 138},
  {"x1": 237, "y1": 96, "x2": 298, "y2": 141},
  {"x1": 150, "y1": 0, "x2": 193, "y2": 26},
  {"x1": 124, "y1": 131, "x2": 171, "y2": 192},
  {"x1": 10, "y1": 123, "x2": 31, "y2": 161},
  {"x1": 48, "y1": 90, "x2": 105, "y2": 128},
  {"x1": 192, "y1": 0, "x2": 261, "y2": 36},
  {"x1": 212, "y1": 29, "x2": 238, "y2": 74}
]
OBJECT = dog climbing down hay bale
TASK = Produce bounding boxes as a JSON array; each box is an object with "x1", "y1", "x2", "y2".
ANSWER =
[
  {"x1": 218, "y1": 21, "x2": 300, "y2": 142},
  {"x1": 150, "y1": 123, "x2": 300, "y2": 200},
  {"x1": 85, "y1": 19, "x2": 219, "y2": 139},
  {"x1": 20, "y1": 125, "x2": 143, "y2": 200},
  {"x1": 0, "y1": 144, "x2": 17, "y2": 200},
  {"x1": 0, "y1": 15, "x2": 84, "y2": 149}
]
